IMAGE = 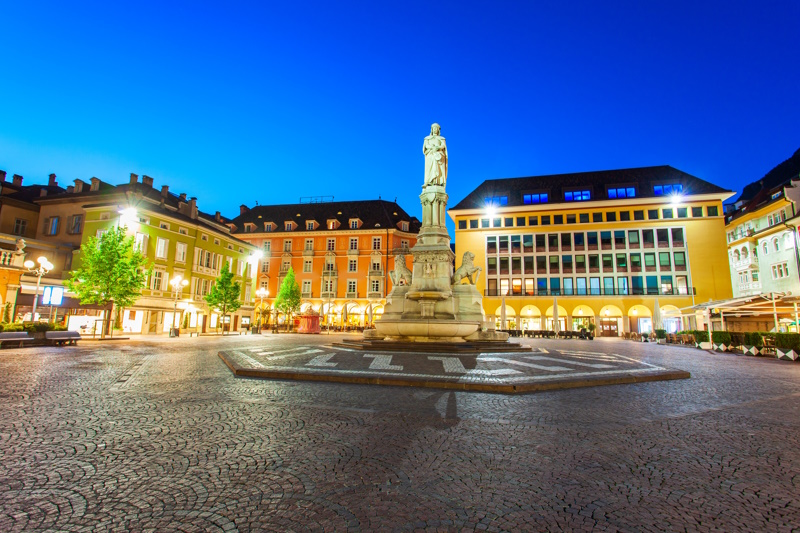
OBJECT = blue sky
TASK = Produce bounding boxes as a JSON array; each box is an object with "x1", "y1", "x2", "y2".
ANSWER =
[{"x1": 2, "y1": 1, "x2": 798, "y2": 233}]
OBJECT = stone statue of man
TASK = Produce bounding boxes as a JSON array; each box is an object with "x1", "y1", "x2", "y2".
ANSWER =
[{"x1": 423, "y1": 123, "x2": 448, "y2": 187}]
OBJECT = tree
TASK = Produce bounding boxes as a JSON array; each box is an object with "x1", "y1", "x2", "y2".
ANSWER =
[
  {"x1": 274, "y1": 267, "x2": 301, "y2": 331},
  {"x1": 66, "y1": 225, "x2": 151, "y2": 338},
  {"x1": 204, "y1": 262, "x2": 241, "y2": 334}
]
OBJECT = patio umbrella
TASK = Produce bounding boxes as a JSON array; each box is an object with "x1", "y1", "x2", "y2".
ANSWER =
[
  {"x1": 652, "y1": 297, "x2": 663, "y2": 331},
  {"x1": 341, "y1": 305, "x2": 348, "y2": 327},
  {"x1": 552, "y1": 296, "x2": 560, "y2": 333},
  {"x1": 500, "y1": 296, "x2": 507, "y2": 330},
  {"x1": 367, "y1": 304, "x2": 373, "y2": 326}
]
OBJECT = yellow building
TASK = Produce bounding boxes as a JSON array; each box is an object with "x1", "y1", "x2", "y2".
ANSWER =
[{"x1": 449, "y1": 166, "x2": 734, "y2": 335}]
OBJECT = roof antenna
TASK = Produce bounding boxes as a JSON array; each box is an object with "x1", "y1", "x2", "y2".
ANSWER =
[
  {"x1": 394, "y1": 197, "x2": 397, "y2": 202},
  {"x1": 379, "y1": 195, "x2": 381, "y2": 200},
  {"x1": 255, "y1": 200, "x2": 259, "y2": 206}
]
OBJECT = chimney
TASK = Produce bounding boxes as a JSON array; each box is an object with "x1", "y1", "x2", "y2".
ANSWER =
[
  {"x1": 161, "y1": 185, "x2": 169, "y2": 198},
  {"x1": 189, "y1": 197, "x2": 198, "y2": 219},
  {"x1": 90, "y1": 177, "x2": 100, "y2": 191},
  {"x1": 66, "y1": 185, "x2": 74, "y2": 193},
  {"x1": 74, "y1": 179, "x2": 84, "y2": 193},
  {"x1": 179, "y1": 193, "x2": 187, "y2": 201},
  {"x1": 129, "y1": 173, "x2": 138, "y2": 185},
  {"x1": 142, "y1": 175, "x2": 154, "y2": 187},
  {"x1": 12, "y1": 174, "x2": 23, "y2": 186},
  {"x1": 48, "y1": 173, "x2": 57, "y2": 187},
  {"x1": 0, "y1": 170, "x2": 6, "y2": 182},
  {"x1": 240, "y1": 204, "x2": 249, "y2": 215},
  {"x1": 39, "y1": 189, "x2": 47, "y2": 197},
  {"x1": 215, "y1": 211, "x2": 221, "y2": 222}
]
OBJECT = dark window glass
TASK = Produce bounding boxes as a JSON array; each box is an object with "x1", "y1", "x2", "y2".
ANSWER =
[
  {"x1": 504, "y1": 217, "x2": 513, "y2": 227},
  {"x1": 553, "y1": 214, "x2": 563, "y2": 225},
  {"x1": 511, "y1": 235, "x2": 521, "y2": 253},
  {"x1": 516, "y1": 217, "x2": 526, "y2": 227},
  {"x1": 592, "y1": 212, "x2": 603, "y2": 222},
  {"x1": 620, "y1": 211, "x2": 630, "y2": 221},
  {"x1": 523, "y1": 235, "x2": 533, "y2": 253},
  {"x1": 662, "y1": 208, "x2": 673, "y2": 219},
  {"x1": 589, "y1": 255, "x2": 599, "y2": 268},
  {"x1": 499, "y1": 257, "x2": 509, "y2": 275},
  {"x1": 549, "y1": 256, "x2": 560, "y2": 273},
  {"x1": 657, "y1": 229, "x2": 669, "y2": 247},
  {"x1": 458, "y1": 220, "x2": 466, "y2": 229},
  {"x1": 487, "y1": 257, "x2": 497, "y2": 275},
  {"x1": 677, "y1": 207, "x2": 687, "y2": 218},
  {"x1": 642, "y1": 230, "x2": 655, "y2": 247},
  {"x1": 486, "y1": 236, "x2": 497, "y2": 254},
  {"x1": 541, "y1": 215, "x2": 551, "y2": 225},
  {"x1": 561, "y1": 233, "x2": 571, "y2": 248},
  {"x1": 600, "y1": 231, "x2": 612, "y2": 246},
  {"x1": 493, "y1": 218, "x2": 501, "y2": 227},
  {"x1": 606, "y1": 212, "x2": 617, "y2": 222},
  {"x1": 469, "y1": 219, "x2": 478, "y2": 229},
  {"x1": 616, "y1": 253, "x2": 627, "y2": 268},
  {"x1": 630, "y1": 253, "x2": 641, "y2": 268},
  {"x1": 574, "y1": 233, "x2": 585, "y2": 246},
  {"x1": 602, "y1": 254, "x2": 613, "y2": 270},
  {"x1": 634, "y1": 210, "x2": 644, "y2": 220},
  {"x1": 566, "y1": 214, "x2": 576, "y2": 224},
  {"x1": 707, "y1": 206, "x2": 718, "y2": 216},
  {"x1": 524, "y1": 256, "x2": 534, "y2": 274},
  {"x1": 528, "y1": 216, "x2": 538, "y2": 226},
  {"x1": 579, "y1": 213, "x2": 589, "y2": 223},
  {"x1": 671, "y1": 228, "x2": 684, "y2": 246},
  {"x1": 548, "y1": 234, "x2": 559, "y2": 251},
  {"x1": 481, "y1": 218, "x2": 489, "y2": 228},
  {"x1": 648, "y1": 209, "x2": 659, "y2": 220},
  {"x1": 499, "y1": 236, "x2": 509, "y2": 253},
  {"x1": 614, "y1": 231, "x2": 625, "y2": 247},
  {"x1": 511, "y1": 257, "x2": 521, "y2": 274},
  {"x1": 691, "y1": 207, "x2": 703, "y2": 217},
  {"x1": 587, "y1": 232, "x2": 598, "y2": 246}
]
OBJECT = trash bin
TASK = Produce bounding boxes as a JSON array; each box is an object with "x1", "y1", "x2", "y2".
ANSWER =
[{"x1": 169, "y1": 327, "x2": 180, "y2": 337}]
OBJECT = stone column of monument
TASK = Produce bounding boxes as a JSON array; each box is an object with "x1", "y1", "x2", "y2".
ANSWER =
[{"x1": 372, "y1": 123, "x2": 501, "y2": 342}]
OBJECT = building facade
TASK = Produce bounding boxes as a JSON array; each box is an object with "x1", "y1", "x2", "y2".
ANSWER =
[
  {"x1": 38, "y1": 173, "x2": 259, "y2": 333},
  {"x1": 228, "y1": 200, "x2": 420, "y2": 328},
  {"x1": 449, "y1": 166, "x2": 734, "y2": 335}
]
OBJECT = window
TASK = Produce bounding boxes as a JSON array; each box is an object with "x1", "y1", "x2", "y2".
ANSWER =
[
  {"x1": 633, "y1": 210, "x2": 644, "y2": 221},
  {"x1": 348, "y1": 259, "x2": 357, "y2": 272},
  {"x1": 307, "y1": 221, "x2": 315, "y2": 230},
  {"x1": 648, "y1": 209, "x2": 659, "y2": 220},
  {"x1": 499, "y1": 236, "x2": 509, "y2": 253},
  {"x1": 671, "y1": 228, "x2": 684, "y2": 246},
  {"x1": 504, "y1": 217, "x2": 513, "y2": 227},
  {"x1": 44, "y1": 216, "x2": 60, "y2": 236},
  {"x1": 372, "y1": 237, "x2": 381, "y2": 250},
  {"x1": 481, "y1": 219, "x2": 489, "y2": 228},
  {"x1": 458, "y1": 220, "x2": 467, "y2": 230},
  {"x1": 566, "y1": 214, "x2": 576, "y2": 224},
  {"x1": 653, "y1": 184, "x2": 683, "y2": 196},
  {"x1": 692, "y1": 206, "x2": 703, "y2": 217},
  {"x1": 264, "y1": 223, "x2": 273, "y2": 232},
  {"x1": 541, "y1": 215, "x2": 551, "y2": 225},
  {"x1": 469, "y1": 219, "x2": 478, "y2": 229},
  {"x1": 156, "y1": 237, "x2": 169, "y2": 259},
  {"x1": 628, "y1": 230, "x2": 640, "y2": 246},
  {"x1": 659, "y1": 252, "x2": 671, "y2": 268},
  {"x1": 151, "y1": 270, "x2": 165, "y2": 291},
  {"x1": 606, "y1": 212, "x2": 617, "y2": 222},
  {"x1": 772, "y1": 262, "x2": 789, "y2": 279},
  {"x1": 616, "y1": 254, "x2": 627, "y2": 269},
  {"x1": 371, "y1": 259, "x2": 381, "y2": 272},
  {"x1": 134, "y1": 233, "x2": 147, "y2": 252},
  {"x1": 485, "y1": 195, "x2": 508, "y2": 206},
  {"x1": 401, "y1": 221, "x2": 409, "y2": 231},
  {"x1": 492, "y1": 218, "x2": 501, "y2": 228},
  {"x1": 564, "y1": 190, "x2": 591, "y2": 202},
  {"x1": 579, "y1": 213, "x2": 589, "y2": 223},
  {"x1": 349, "y1": 238, "x2": 358, "y2": 250},
  {"x1": 644, "y1": 253, "x2": 656, "y2": 268},
  {"x1": 523, "y1": 193, "x2": 547, "y2": 204},
  {"x1": 487, "y1": 257, "x2": 497, "y2": 275},
  {"x1": 261, "y1": 260, "x2": 269, "y2": 273},
  {"x1": 284, "y1": 222, "x2": 293, "y2": 231},
  {"x1": 371, "y1": 279, "x2": 381, "y2": 293},
  {"x1": 263, "y1": 241, "x2": 271, "y2": 252},
  {"x1": 592, "y1": 212, "x2": 602, "y2": 223},
  {"x1": 553, "y1": 215, "x2": 563, "y2": 225},
  {"x1": 67, "y1": 215, "x2": 83, "y2": 234},
  {"x1": 707, "y1": 206, "x2": 718, "y2": 217},
  {"x1": 304, "y1": 239, "x2": 314, "y2": 251},
  {"x1": 614, "y1": 231, "x2": 625, "y2": 247},
  {"x1": 302, "y1": 280, "x2": 312, "y2": 294},
  {"x1": 400, "y1": 239, "x2": 409, "y2": 249},
  {"x1": 662, "y1": 208, "x2": 674, "y2": 219},
  {"x1": 677, "y1": 207, "x2": 688, "y2": 218},
  {"x1": 179, "y1": 227, "x2": 188, "y2": 235},
  {"x1": 347, "y1": 280, "x2": 357, "y2": 294},
  {"x1": 773, "y1": 238, "x2": 780, "y2": 252},
  {"x1": 327, "y1": 238, "x2": 335, "y2": 251},
  {"x1": 160, "y1": 222, "x2": 170, "y2": 230},
  {"x1": 303, "y1": 260, "x2": 312, "y2": 273},
  {"x1": 283, "y1": 240, "x2": 292, "y2": 252},
  {"x1": 674, "y1": 252, "x2": 686, "y2": 270},
  {"x1": 13, "y1": 218, "x2": 26, "y2": 236},
  {"x1": 350, "y1": 219, "x2": 359, "y2": 229},
  {"x1": 516, "y1": 217, "x2": 526, "y2": 227},
  {"x1": 528, "y1": 216, "x2": 538, "y2": 226},
  {"x1": 175, "y1": 242, "x2": 187, "y2": 263},
  {"x1": 607, "y1": 187, "x2": 636, "y2": 199},
  {"x1": 619, "y1": 211, "x2": 630, "y2": 221},
  {"x1": 323, "y1": 279, "x2": 334, "y2": 292},
  {"x1": 201, "y1": 234, "x2": 208, "y2": 241}
]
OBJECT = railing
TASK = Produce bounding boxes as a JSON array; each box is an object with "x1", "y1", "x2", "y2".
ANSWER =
[
  {"x1": 484, "y1": 287, "x2": 696, "y2": 297},
  {"x1": 346, "y1": 291, "x2": 358, "y2": 298},
  {"x1": 392, "y1": 247, "x2": 411, "y2": 255},
  {"x1": 321, "y1": 291, "x2": 337, "y2": 298},
  {"x1": 322, "y1": 269, "x2": 338, "y2": 277},
  {"x1": 368, "y1": 269, "x2": 384, "y2": 277},
  {"x1": 739, "y1": 281, "x2": 761, "y2": 292},
  {"x1": 0, "y1": 251, "x2": 24, "y2": 267},
  {"x1": 347, "y1": 248, "x2": 359, "y2": 256},
  {"x1": 732, "y1": 257, "x2": 758, "y2": 270},
  {"x1": 303, "y1": 249, "x2": 314, "y2": 257},
  {"x1": 367, "y1": 291, "x2": 382, "y2": 299},
  {"x1": 302, "y1": 291, "x2": 313, "y2": 298}
]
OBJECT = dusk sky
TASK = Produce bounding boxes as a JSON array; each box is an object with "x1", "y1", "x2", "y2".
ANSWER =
[{"x1": 2, "y1": 1, "x2": 798, "y2": 233}]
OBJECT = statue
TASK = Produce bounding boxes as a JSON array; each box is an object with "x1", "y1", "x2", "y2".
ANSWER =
[
  {"x1": 390, "y1": 254, "x2": 413, "y2": 286},
  {"x1": 13, "y1": 238, "x2": 26, "y2": 254},
  {"x1": 423, "y1": 123, "x2": 448, "y2": 187},
  {"x1": 452, "y1": 251, "x2": 481, "y2": 285}
]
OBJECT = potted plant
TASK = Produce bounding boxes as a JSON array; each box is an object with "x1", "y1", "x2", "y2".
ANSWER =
[
  {"x1": 775, "y1": 333, "x2": 800, "y2": 361},
  {"x1": 587, "y1": 322, "x2": 596, "y2": 340},
  {"x1": 655, "y1": 329, "x2": 667, "y2": 344}
]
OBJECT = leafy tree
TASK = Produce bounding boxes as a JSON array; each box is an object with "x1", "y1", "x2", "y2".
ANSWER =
[
  {"x1": 66, "y1": 225, "x2": 151, "y2": 338},
  {"x1": 274, "y1": 267, "x2": 301, "y2": 331},
  {"x1": 2, "y1": 302, "x2": 11, "y2": 323},
  {"x1": 204, "y1": 262, "x2": 241, "y2": 334}
]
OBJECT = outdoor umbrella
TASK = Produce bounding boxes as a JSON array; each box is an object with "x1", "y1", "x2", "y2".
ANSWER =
[
  {"x1": 653, "y1": 297, "x2": 663, "y2": 331},
  {"x1": 341, "y1": 305, "x2": 348, "y2": 328},
  {"x1": 367, "y1": 304, "x2": 373, "y2": 326},
  {"x1": 500, "y1": 296, "x2": 507, "y2": 330},
  {"x1": 552, "y1": 296, "x2": 560, "y2": 334}
]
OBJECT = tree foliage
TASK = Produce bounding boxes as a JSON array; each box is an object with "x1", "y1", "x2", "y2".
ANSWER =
[
  {"x1": 204, "y1": 262, "x2": 241, "y2": 332},
  {"x1": 67, "y1": 225, "x2": 151, "y2": 309},
  {"x1": 274, "y1": 267, "x2": 302, "y2": 328}
]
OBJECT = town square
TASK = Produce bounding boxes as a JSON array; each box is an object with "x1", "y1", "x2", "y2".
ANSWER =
[{"x1": 2, "y1": 1, "x2": 800, "y2": 531}]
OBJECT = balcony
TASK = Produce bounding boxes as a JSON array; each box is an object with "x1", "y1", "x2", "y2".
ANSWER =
[
  {"x1": 322, "y1": 268, "x2": 338, "y2": 277},
  {"x1": 279, "y1": 266, "x2": 291, "y2": 274},
  {"x1": 368, "y1": 269, "x2": 384, "y2": 277},
  {"x1": 321, "y1": 291, "x2": 337, "y2": 299},
  {"x1": 739, "y1": 281, "x2": 762, "y2": 293},
  {"x1": 302, "y1": 291, "x2": 313, "y2": 298},
  {"x1": 303, "y1": 249, "x2": 314, "y2": 257},
  {"x1": 261, "y1": 250, "x2": 271, "y2": 259},
  {"x1": 367, "y1": 291, "x2": 382, "y2": 299},
  {"x1": 346, "y1": 291, "x2": 358, "y2": 298},
  {"x1": 392, "y1": 247, "x2": 411, "y2": 255},
  {"x1": 347, "y1": 248, "x2": 359, "y2": 256},
  {"x1": 0, "y1": 250, "x2": 25, "y2": 268},
  {"x1": 732, "y1": 256, "x2": 758, "y2": 271}
]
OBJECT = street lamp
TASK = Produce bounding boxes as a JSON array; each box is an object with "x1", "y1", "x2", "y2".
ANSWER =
[
  {"x1": 169, "y1": 275, "x2": 189, "y2": 335},
  {"x1": 24, "y1": 256, "x2": 54, "y2": 321},
  {"x1": 255, "y1": 287, "x2": 269, "y2": 329}
]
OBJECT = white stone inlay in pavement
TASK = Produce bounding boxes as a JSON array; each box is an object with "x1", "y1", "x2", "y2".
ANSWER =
[
  {"x1": 482, "y1": 357, "x2": 572, "y2": 372},
  {"x1": 306, "y1": 353, "x2": 338, "y2": 367},
  {"x1": 525, "y1": 355, "x2": 614, "y2": 369},
  {"x1": 364, "y1": 354, "x2": 404, "y2": 371}
]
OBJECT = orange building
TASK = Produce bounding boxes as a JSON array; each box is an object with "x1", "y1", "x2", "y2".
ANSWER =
[{"x1": 228, "y1": 200, "x2": 420, "y2": 328}]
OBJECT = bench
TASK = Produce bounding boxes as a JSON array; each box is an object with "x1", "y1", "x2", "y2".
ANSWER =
[
  {"x1": 45, "y1": 330, "x2": 82, "y2": 346},
  {"x1": 0, "y1": 331, "x2": 34, "y2": 348}
]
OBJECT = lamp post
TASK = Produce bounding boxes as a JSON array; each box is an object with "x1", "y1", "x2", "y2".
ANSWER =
[
  {"x1": 169, "y1": 275, "x2": 189, "y2": 336},
  {"x1": 24, "y1": 256, "x2": 53, "y2": 321},
  {"x1": 255, "y1": 287, "x2": 269, "y2": 329}
]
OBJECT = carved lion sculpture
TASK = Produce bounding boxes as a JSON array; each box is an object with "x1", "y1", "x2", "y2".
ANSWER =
[
  {"x1": 390, "y1": 254, "x2": 413, "y2": 286},
  {"x1": 452, "y1": 251, "x2": 481, "y2": 285}
]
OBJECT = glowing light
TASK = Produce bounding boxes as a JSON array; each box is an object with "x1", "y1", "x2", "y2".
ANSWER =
[
  {"x1": 670, "y1": 194, "x2": 683, "y2": 206},
  {"x1": 577, "y1": 309, "x2": 583, "y2": 315},
  {"x1": 633, "y1": 309, "x2": 638, "y2": 315},
  {"x1": 485, "y1": 205, "x2": 496, "y2": 218},
  {"x1": 604, "y1": 309, "x2": 610, "y2": 316}
]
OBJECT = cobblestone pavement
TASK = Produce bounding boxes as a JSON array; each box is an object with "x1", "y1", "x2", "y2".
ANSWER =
[
  {"x1": 220, "y1": 341, "x2": 689, "y2": 393},
  {"x1": 1, "y1": 334, "x2": 799, "y2": 532}
]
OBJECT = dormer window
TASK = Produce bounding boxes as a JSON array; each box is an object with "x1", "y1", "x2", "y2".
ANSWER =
[
  {"x1": 654, "y1": 184, "x2": 683, "y2": 196},
  {"x1": 284, "y1": 221, "x2": 295, "y2": 231},
  {"x1": 523, "y1": 193, "x2": 548, "y2": 204},
  {"x1": 607, "y1": 187, "x2": 636, "y2": 199},
  {"x1": 349, "y1": 218, "x2": 361, "y2": 229},
  {"x1": 244, "y1": 222, "x2": 256, "y2": 233},
  {"x1": 306, "y1": 220, "x2": 317, "y2": 230},
  {"x1": 264, "y1": 222, "x2": 273, "y2": 232},
  {"x1": 327, "y1": 219, "x2": 340, "y2": 230},
  {"x1": 398, "y1": 221, "x2": 409, "y2": 231},
  {"x1": 484, "y1": 195, "x2": 508, "y2": 206},
  {"x1": 564, "y1": 190, "x2": 591, "y2": 202}
]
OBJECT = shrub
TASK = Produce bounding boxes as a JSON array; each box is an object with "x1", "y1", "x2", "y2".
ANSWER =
[
  {"x1": 729, "y1": 332, "x2": 745, "y2": 346},
  {"x1": 655, "y1": 329, "x2": 666, "y2": 339},
  {"x1": 711, "y1": 331, "x2": 731, "y2": 345},
  {"x1": 2, "y1": 323, "x2": 24, "y2": 332},
  {"x1": 775, "y1": 333, "x2": 800, "y2": 352},
  {"x1": 693, "y1": 330, "x2": 709, "y2": 343},
  {"x1": 23, "y1": 322, "x2": 56, "y2": 333},
  {"x1": 744, "y1": 331, "x2": 764, "y2": 347}
]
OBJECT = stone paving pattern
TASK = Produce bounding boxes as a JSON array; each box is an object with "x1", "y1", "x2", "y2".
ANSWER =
[{"x1": 1, "y1": 334, "x2": 799, "y2": 531}]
